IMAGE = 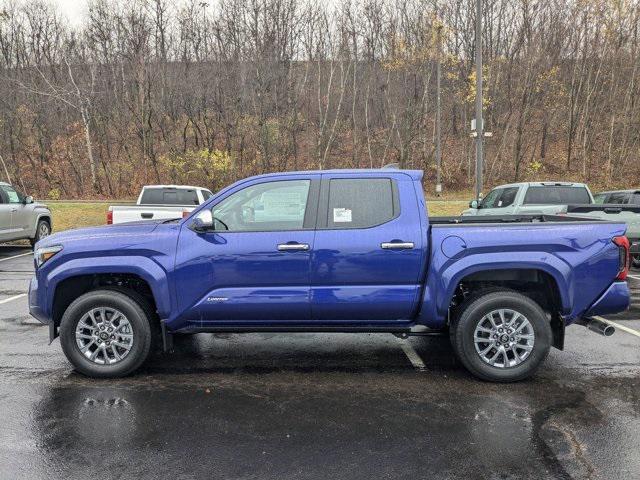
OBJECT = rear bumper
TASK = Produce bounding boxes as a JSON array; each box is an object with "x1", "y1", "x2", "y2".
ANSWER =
[{"x1": 582, "y1": 281, "x2": 630, "y2": 318}]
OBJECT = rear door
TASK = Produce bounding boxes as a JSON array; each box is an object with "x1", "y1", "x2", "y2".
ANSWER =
[
  {"x1": 0, "y1": 188, "x2": 12, "y2": 241},
  {"x1": 309, "y1": 173, "x2": 424, "y2": 322}
]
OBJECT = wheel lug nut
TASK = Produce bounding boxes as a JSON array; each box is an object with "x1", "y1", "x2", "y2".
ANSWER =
[{"x1": 498, "y1": 328, "x2": 503, "y2": 333}]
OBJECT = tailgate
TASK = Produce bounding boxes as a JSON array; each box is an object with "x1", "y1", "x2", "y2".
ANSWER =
[{"x1": 110, "y1": 205, "x2": 196, "y2": 224}]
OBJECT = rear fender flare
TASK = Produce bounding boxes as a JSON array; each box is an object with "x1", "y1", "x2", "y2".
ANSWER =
[{"x1": 434, "y1": 253, "x2": 571, "y2": 321}]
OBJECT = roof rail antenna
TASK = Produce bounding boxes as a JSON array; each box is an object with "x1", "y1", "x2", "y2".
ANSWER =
[{"x1": 382, "y1": 163, "x2": 400, "y2": 170}]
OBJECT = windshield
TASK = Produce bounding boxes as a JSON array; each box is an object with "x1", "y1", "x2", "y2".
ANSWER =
[{"x1": 523, "y1": 186, "x2": 591, "y2": 205}]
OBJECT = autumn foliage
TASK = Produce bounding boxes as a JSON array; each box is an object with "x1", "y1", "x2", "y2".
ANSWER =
[{"x1": 1, "y1": 0, "x2": 639, "y2": 199}]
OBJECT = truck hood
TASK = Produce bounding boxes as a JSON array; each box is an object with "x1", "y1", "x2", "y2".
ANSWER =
[{"x1": 37, "y1": 221, "x2": 165, "y2": 249}]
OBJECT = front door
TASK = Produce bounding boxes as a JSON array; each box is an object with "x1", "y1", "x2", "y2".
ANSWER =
[
  {"x1": 310, "y1": 174, "x2": 424, "y2": 322},
  {"x1": 173, "y1": 175, "x2": 319, "y2": 328},
  {"x1": 2, "y1": 185, "x2": 30, "y2": 236}
]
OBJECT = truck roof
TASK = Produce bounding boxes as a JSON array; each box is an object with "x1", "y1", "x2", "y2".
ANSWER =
[
  {"x1": 597, "y1": 189, "x2": 640, "y2": 194},
  {"x1": 239, "y1": 169, "x2": 424, "y2": 182},
  {"x1": 142, "y1": 185, "x2": 209, "y2": 190},
  {"x1": 492, "y1": 181, "x2": 589, "y2": 189}
]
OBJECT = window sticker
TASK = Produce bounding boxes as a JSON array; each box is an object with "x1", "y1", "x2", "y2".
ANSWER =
[
  {"x1": 333, "y1": 207, "x2": 352, "y2": 223},
  {"x1": 258, "y1": 191, "x2": 304, "y2": 219}
]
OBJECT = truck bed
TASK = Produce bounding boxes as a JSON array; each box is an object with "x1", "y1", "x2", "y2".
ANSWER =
[{"x1": 430, "y1": 214, "x2": 609, "y2": 225}]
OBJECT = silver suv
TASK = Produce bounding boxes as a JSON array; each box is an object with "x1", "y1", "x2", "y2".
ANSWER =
[{"x1": 0, "y1": 182, "x2": 52, "y2": 247}]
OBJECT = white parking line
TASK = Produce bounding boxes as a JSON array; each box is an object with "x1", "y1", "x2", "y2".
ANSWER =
[
  {"x1": 628, "y1": 274, "x2": 640, "y2": 281},
  {"x1": 399, "y1": 341, "x2": 426, "y2": 371},
  {"x1": 595, "y1": 316, "x2": 640, "y2": 339},
  {"x1": 0, "y1": 293, "x2": 27, "y2": 305},
  {"x1": 0, "y1": 252, "x2": 31, "y2": 263}
]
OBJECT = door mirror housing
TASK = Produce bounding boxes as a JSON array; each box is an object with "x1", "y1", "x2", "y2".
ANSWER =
[
  {"x1": 469, "y1": 200, "x2": 479, "y2": 209},
  {"x1": 191, "y1": 210, "x2": 214, "y2": 232},
  {"x1": 23, "y1": 195, "x2": 34, "y2": 204}
]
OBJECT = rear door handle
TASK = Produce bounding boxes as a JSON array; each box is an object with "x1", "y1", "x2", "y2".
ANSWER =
[
  {"x1": 381, "y1": 242, "x2": 415, "y2": 250},
  {"x1": 277, "y1": 243, "x2": 310, "y2": 251}
]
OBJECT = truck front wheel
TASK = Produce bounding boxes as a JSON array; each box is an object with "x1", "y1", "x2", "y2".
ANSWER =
[
  {"x1": 59, "y1": 290, "x2": 152, "y2": 378},
  {"x1": 450, "y1": 290, "x2": 552, "y2": 382}
]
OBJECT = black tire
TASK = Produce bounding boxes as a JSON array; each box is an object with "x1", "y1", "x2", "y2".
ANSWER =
[
  {"x1": 59, "y1": 289, "x2": 152, "y2": 378},
  {"x1": 450, "y1": 290, "x2": 552, "y2": 382},
  {"x1": 30, "y1": 219, "x2": 51, "y2": 248}
]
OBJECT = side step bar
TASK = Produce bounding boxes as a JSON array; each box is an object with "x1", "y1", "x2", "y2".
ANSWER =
[{"x1": 160, "y1": 323, "x2": 447, "y2": 351}]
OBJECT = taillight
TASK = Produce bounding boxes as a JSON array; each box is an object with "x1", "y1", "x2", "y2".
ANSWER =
[
  {"x1": 613, "y1": 236, "x2": 630, "y2": 281},
  {"x1": 107, "y1": 210, "x2": 113, "y2": 225},
  {"x1": 182, "y1": 209, "x2": 190, "y2": 219}
]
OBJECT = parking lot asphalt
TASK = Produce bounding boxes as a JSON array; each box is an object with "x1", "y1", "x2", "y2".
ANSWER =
[{"x1": 1, "y1": 244, "x2": 639, "y2": 479}]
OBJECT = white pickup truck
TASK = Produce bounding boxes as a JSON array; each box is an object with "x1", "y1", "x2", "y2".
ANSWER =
[{"x1": 108, "y1": 185, "x2": 213, "y2": 224}]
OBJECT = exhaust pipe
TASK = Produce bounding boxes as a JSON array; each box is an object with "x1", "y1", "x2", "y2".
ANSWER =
[{"x1": 580, "y1": 317, "x2": 615, "y2": 337}]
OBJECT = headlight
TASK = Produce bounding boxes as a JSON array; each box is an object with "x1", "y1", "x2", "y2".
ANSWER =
[{"x1": 34, "y1": 245, "x2": 63, "y2": 268}]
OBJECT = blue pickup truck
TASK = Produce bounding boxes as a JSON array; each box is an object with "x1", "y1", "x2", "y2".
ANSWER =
[{"x1": 29, "y1": 170, "x2": 632, "y2": 381}]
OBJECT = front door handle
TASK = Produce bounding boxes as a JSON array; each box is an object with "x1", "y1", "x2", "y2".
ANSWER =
[
  {"x1": 277, "y1": 243, "x2": 310, "y2": 251},
  {"x1": 381, "y1": 242, "x2": 415, "y2": 250}
]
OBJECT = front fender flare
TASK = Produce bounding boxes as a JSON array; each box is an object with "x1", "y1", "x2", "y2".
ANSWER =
[{"x1": 45, "y1": 256, "x2": 171, "y2": 320}]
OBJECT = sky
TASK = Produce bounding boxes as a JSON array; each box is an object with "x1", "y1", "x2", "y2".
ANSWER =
[{"x1": 52, "y1": 0, "x2": 89, "y2": 27}]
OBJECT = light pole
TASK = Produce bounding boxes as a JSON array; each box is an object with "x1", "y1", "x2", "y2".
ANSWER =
[
  {"x1": 435, "y1": 18, "x2": 443, "y2": 196},
  {"x1": 474, "y1": 0, "x2": 484, "y2": 201}
]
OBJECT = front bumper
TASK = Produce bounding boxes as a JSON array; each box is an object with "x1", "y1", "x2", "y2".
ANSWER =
[
  {"x1": 582, "y1": 281, "x2": 630, "y2": 318},
  {"x1": 28, "y1": 275, "x2": 49, "y2": 325}
]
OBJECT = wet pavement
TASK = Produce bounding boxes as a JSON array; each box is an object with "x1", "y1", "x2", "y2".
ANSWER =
[{"x1": 1, "y1": 244, "x2": 639, "y2": 479}]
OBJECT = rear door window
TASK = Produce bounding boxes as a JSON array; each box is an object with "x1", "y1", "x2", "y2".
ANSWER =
[
  {"x1": 607, "y1": 192, "x2": 630, "y2": 204},
  {"x1": 140, "y1": 188, "x2": 199, "y2": 205},
  {"x1": 326, "y1": 178, "x2": 396, "y2": 229},
  {"x1": 523, "y1": 186, "x2": 591, "y2": 205},
  {"x1": 631, "y1": 193, "x2": 640, "y2": 205}
]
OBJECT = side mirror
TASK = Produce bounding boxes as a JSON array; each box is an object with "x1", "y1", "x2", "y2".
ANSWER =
[
  {"x1": 24, "y1": 195, "x2": 34, "y2": 204},
  {"x1": 190, "y1": 210, "x2": 214, "y2": 232},
  {"x1": 469, "y1": 200, "x2": 479, "y2": 209}
]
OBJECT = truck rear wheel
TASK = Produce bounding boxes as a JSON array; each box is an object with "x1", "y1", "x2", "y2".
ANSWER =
[
  {"x1": 450, "y1": 290, "x2": 551, "y2": 382},
  {"x1": 59, "y1": 290, "x2": 152, "y2": 378}
]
